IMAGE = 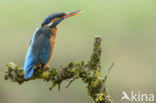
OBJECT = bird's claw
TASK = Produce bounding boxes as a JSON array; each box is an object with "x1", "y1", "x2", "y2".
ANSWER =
[{"x1": 43, "y1": 64, "x2": 51, "y2": 69}]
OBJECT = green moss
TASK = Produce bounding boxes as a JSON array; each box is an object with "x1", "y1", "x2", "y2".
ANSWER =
[
  {"x1": 95, "y1": 93, "x2": 104, "y2": 102},
  {"x1": 91, "y1": 79, "x2": 99, "y2": 87},
  {"x1": 42, "y1": 71, "x2": 50, "y2": 79},
  {"x1": 71, "y1": 68, "x2": 77, "y2": 73}
]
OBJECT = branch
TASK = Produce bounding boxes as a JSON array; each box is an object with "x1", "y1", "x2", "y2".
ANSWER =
[{"x1": 4, "y1": 36, "x2": 112, "y2": 103}]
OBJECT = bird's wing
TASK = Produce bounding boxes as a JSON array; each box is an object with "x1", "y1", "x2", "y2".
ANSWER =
[
  {"x1": 24, "y1": 27, "x2": 52, "y2": 79},
  {"x1": 32, "y1": 27, "x2": 52, "y2": 65}
]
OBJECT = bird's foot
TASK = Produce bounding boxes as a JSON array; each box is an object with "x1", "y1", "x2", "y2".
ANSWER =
[
  {"x1": 43, "y1": 64, "x2": 51, "y2": 69},
  {"x1": 38, "y1": 64, "x2": 42, "y2": 68},
  {"x1": 34, "y1": 65, "x2": 38, "y2": 70}
]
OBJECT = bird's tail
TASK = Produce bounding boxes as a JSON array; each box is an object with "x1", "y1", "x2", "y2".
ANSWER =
[{"x1": 24, "y1": 57, "x2": 35, "y2": 79}]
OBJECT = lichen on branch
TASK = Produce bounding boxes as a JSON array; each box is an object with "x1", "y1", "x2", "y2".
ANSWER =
[{"x1": 4, "y1": 36, "x2": 112, "y2": 103}]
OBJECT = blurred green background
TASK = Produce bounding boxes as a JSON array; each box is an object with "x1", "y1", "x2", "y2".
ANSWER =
[{"x1": 0, "y1": 0, "x2": 156, "y2": 103}]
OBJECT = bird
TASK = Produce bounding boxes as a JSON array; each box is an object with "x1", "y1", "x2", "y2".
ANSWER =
[{"x1": 24, "y1": 10, "x2": 82, "y2": 79}]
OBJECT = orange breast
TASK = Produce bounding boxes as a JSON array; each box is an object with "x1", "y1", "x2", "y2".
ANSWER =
[{"x1": 50, "y1": 27, "x2": 57, "y2": 37}]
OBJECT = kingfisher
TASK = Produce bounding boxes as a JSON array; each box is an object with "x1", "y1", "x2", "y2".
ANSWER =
[{"x1": 24, "y1": 10, "x2": 82, "y2": 79}]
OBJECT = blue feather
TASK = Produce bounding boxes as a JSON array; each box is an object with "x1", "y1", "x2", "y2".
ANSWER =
[
  {"x1": 24, "y1": 47, "x2": 38, "y2": 79},
  {"x1": 24, "y1": 27, "x2": 52, "y2": 79}
]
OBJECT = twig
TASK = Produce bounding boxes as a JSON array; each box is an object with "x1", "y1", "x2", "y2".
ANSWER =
[
  {"x1": 66, "y1": 77, "x2": 77, "y2": 88},
  {"x1": 103, "y1": 63, "x2": 114, "y2": 84}
]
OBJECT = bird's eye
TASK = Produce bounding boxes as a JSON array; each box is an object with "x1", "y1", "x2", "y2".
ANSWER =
[{"x1": 60, "y1": 13, "x2": 66, "y2": 18}]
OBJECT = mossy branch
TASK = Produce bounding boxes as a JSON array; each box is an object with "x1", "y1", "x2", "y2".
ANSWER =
[{"x1": 4, "y1": 36, "x2": 112, "y2": 103}]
